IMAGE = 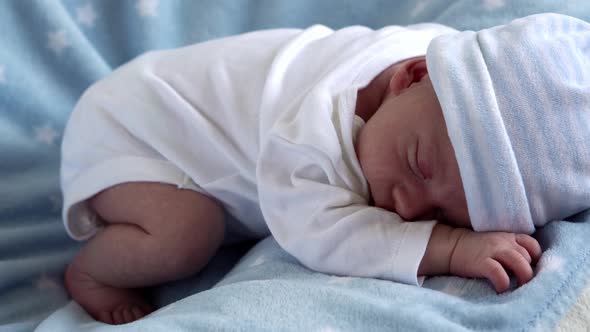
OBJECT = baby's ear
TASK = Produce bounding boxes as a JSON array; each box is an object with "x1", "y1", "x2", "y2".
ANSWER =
[
  {"x1": 388, "y1": 57, "x2": 428, "y2": 96},
  {"x1": 410, "y1": 59, "x2": 428, "y2": 82}
]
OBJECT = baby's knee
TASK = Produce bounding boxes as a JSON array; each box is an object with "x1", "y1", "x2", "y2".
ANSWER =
[
  {"x1": 89, "y1": 182, "x2": 226, "y2": 276},
  {"x1": 149, "y1": 216, "x2": 225, "y2": 278},
  {"x1": 148, "y1": 200, "x2": 225, "y2": 277}
]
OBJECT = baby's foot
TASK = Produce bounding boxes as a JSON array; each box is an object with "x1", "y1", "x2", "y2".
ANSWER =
[
  {"x1": 64, "y1": 265, "x2": 154, "y2": 325},
  {"x1": 96, "y1": 302, "x2": 152, "y2": 325}
]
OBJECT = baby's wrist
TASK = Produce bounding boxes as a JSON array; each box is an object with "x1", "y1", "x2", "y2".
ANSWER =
[
  {"x1": 419, "y1": 224, "x2": 466, "y2": 276},
  {"x1": 447, "y1": 227, "x2": 469, "y2": 275}
]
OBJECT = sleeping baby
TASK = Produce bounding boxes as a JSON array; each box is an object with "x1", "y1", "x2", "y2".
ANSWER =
[{"x1": 60, "y1": 13, "x2": 590, "y2": 325}]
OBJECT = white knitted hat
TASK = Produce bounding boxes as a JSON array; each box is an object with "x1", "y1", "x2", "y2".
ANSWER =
[{"x1": 426, "y1": 13, "x2": 590, "y2": 233}]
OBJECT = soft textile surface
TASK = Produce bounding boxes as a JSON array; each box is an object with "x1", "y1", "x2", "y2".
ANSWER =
[
  {"x1": 36, "y1": 213, "x2": 590, "y2": 331},
  {"x1": 1, "y1": 1, "x2": 590, "y2": 331},
  {"x1": 427, "y1": 13, "x2": 590, "y2": 234}
]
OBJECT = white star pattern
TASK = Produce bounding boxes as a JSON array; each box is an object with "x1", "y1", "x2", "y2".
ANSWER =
[
  {"x1": 0, "y1": 64, "x2": 6, "y2": 84},
  {"x1": 249, "y1": 255, "x2": 267, "y2": 268},
  {"x1": 35, "y1": 274, "x2": 61, "y2": 290},
  {"x1": 48, "y1": 30, "x2": 71, "y2": 54},
  {"x1": 76, "y1": 3, "x2": 97, "y2": 28},
  {"x1": 327, "y1": 276, "x2": 353, "y2": 286},
  {"x1": 410, "y1": 0, "x2": 428, "y2": 18},
  {"x1": 34, "y1": 124, "x2": 59, "y2": 145},
  {"x1": 136, "y1": 0, "x2": 159, "y2": 17},
  {"x1": 484, "y1": 0, "x2": 505, "y2": 11},
  {"x1": 317, "y1": 327, "x2": 340, "y2": 332}
]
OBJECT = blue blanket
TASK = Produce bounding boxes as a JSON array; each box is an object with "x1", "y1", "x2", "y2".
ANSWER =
[{"x1": 2, "y1": 1, "x2": 590, "y2": 331}]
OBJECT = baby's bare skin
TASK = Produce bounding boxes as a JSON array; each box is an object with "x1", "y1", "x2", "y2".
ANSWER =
[
  {"x1": 356, "y1": 56, "x2": 542, "y2": 292},
  {"x1": 418, "y1": 224, "x2": 542, "y2": 293},
  {"x1": 64, "y1": 182, "x2": 225, "y2": 325}
]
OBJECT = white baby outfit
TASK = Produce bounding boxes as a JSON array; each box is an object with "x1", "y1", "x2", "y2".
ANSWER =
[{"x1": 61, "y1": 24, "x2": 456, "y2": 285}]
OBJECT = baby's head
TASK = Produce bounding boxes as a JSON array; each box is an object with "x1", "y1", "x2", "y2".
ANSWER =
[
  {"x1": 358, "y1": 13, "x2": 590, "y2": 233},
  {"x1": 356, "y1": 56, "x2": 470, "y2": 228}
]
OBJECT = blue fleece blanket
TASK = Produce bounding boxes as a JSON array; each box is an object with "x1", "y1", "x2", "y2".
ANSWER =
[{"x1": 2, "y1": 1, "x2": 590, "y2": 331}]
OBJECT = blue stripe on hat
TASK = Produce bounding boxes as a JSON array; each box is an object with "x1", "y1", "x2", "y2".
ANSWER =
[{"x1": 426, "y1": 13, "x2": 590, "y2": 233}]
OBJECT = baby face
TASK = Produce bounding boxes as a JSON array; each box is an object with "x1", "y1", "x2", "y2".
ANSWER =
[{"x1": 356, "y1": 72, "x2": 470, "y2": 228}]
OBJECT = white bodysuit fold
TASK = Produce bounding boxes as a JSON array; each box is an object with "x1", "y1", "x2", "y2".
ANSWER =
[{"x1": 61, "y1": 24, "x2": 457, "y2": 285}]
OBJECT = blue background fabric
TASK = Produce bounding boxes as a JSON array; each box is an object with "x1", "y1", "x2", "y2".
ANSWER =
[{"x1": 2, "y1": 1, "x2": 590, "y2": 331}]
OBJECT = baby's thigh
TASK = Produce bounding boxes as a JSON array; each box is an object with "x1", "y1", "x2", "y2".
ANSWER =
[{"x1": 89, "y1": 182, "x2": 225, "y2": 245}]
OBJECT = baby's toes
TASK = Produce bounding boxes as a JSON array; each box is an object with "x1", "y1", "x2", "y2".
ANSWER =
[
  {"x1": 112, "y1": 304, "x2": 147, "y2": 325},
  {"x1": 131, "y1": 306, "x2": 147, "y2": 320},
  {"x1": 122, "y1": 307, "x2": 136, "y2": 323},
  {"x1": 97, "y1": 311, "x2": 114, "y2": 325}
]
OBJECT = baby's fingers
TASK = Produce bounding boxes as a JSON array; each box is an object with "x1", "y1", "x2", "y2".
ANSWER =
[
  {"x1": 482, "y1": 258, "x2": 510, "y2": 293},
  {"x1": 515, "y1": 234, "x2": 542, "y2": 264},
  {"x1": 496, "y1": 250, "x2": 534, "y2": 287},
  {"x1": 515, "y1": 245, "x2": 532, "y2": 264}
]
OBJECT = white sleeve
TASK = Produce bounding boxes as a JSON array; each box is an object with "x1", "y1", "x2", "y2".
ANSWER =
[{"x1": 257, "y1": 132, "x2": 436, "y2": 286}]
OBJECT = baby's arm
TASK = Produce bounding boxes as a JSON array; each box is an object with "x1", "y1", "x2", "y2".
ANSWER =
[{"x1": 418, "y1": 224, "x2": 543, "y2": 292}]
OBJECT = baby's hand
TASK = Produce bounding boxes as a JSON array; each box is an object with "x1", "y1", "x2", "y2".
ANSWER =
[{"x1": 449, "y1": 230, "x2": 542, "y2": 293}]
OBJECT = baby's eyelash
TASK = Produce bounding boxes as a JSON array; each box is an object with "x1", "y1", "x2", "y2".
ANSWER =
[
  {"x1": 407, "y1": 156, "x2": 419, "y2": 178},
  {"x1": 408, "y1": 138, "x2": 424, "y2": 180}
]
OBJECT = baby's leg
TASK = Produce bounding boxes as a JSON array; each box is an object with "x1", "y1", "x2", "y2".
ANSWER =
[{"x1": 64, "y1": 182, "x2": 225, "y2": 325}]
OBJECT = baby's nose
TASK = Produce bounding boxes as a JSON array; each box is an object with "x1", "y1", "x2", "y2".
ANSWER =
[{"x1": 392, "y1": 185, "x2": 432, "y2": 221}]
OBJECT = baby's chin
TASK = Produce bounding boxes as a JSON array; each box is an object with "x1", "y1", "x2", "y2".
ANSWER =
[{"x1": 367, "y1": 188, "x2": 395, "y2": 212}]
